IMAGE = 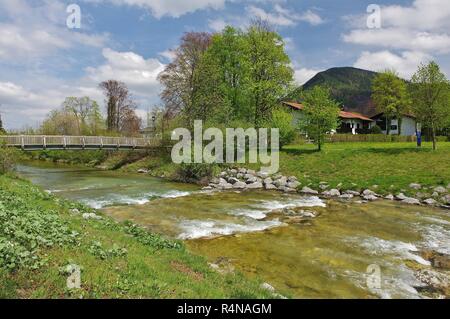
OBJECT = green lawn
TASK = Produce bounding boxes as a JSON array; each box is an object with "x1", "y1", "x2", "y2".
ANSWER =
[
  {"x1": 277, "y1": 141, "x2": 450, "y2": 196},
  {"x1": 0, "y1": 175, "x2": 275, "y2": 299}
]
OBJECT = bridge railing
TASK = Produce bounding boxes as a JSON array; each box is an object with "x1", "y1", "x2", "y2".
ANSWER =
[{"x1": 0, "y1": 135, "x2": 161, "y2": 149}]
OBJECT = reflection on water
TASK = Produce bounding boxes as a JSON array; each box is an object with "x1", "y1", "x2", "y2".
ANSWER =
[{"x1": 18, "y1": 163, "x2": 450, "y2": 299}]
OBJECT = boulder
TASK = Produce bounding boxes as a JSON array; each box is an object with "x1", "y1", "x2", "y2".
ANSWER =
[
  {"x1": 362, "y1": 189, "x2": 377, "y2": 197},
  {"x1": 301, "y1": 186, "x2": 319, "y2": 195},
  {"x1": 264, "y1": 183, "x2": 278, "y2": 190},
  {"x1": 229, "y1": 169, "x2": 238, "y2": 175},
  {"x1": 220, "y1": 183, "x2": 234, "y2": 190},
  {"x1": 257, "y1": 171, "x2": 270, "y2": 179},
  {"x1": 339, "y1": 193, "x2": 354, "y2": 199},
  {"x1": 319, "y1": 184, "x2": 329, "y2": 190},
  {"x1": 137, "y1": 168, "x2": 149, "y2": 174},
  {"x1": 202, "y1": 186, "x2": 213, "y2": 190},
  {"x1": 263, "y1": 177, "x2": 273, "y2": 185},
  {"x1": 287, "y1": 181, "x2": 300, "y2": 189},
  {"x1": 434, "y1": 186, "x2": 447, "y2": 194},
  {"x1": 274, "y1": 176, "x2": 288, "y2": 188},
  {"x1": 219, "y1": 178, "x2": 228, "y2": 185},
  {"x1": 363, "y1": 195, "x2": 378, "y2": 201},
  {"x1": 245, "y1": 175, "x2": 258, "y2": 184},
  {"x1": 247, "y1": 182, "x2": 263, "y2": 189},
  {"x1": 345, "y1": 190, "x2": 361, "y2": 196},
  {"x1": 322, "y1": 189, "x2": 340, "y2": 197},
  {"x1": 396, "y1": 193, "x2": 408, "y2": 200},
  {"x1": 423, "y1": 198, "x2": 437, "y2": 206},
  {"x1": 227, "y1": 177, "x2": 240, "y2": 185},
  {"x1": 246, "y1": 169, "x2": 256, "y2": 175},
  {"x1": 442, "y1": 194, "x2": 450, "y2": 205},
  {"x1": 282, "y1": 187, "x2": 296, "y2": 193},
  {"x1": 220, "y1": 171, "x2": 228, "y2": 178},
  {"x1": 233, "y1": 181, "x2": 247, "y2": 189},
  {"x1": 210, "y1": 177, "x2": 220, "y2": 184},
  {"x1": 409, "y1": 183, "x2": 422, "y2": 190},
  {"x1": 287, "y1": 176, "x2": 298, "y2": 183},
  {"x1": 236, "y1": 173, "x2": 244, "y2": 179},
  {"x1": 384, "y1": 194, "x2": 395, "y2": 200},
  {"x1": 297, "y1": 210, "x2": 317, "y2": 218},
  {"x1": 238, "y1": 168, "x2": 247, "y2": 174},
  {"x1": 402, "y1": 198, "x2": 421, "y2": 205}
]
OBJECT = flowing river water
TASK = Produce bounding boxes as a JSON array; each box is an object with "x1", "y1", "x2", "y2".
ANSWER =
[{"x1": 17, "y1": 163, "x2": 450, "y2": 299}]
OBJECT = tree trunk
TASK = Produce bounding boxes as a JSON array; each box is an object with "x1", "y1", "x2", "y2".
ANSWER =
[
  {"x1": 397, "y1": 116, "x2": 402, "y2": 136},
  {"x1": 432, "y1": 125, "x2": 437, "y2": 151},
  {"x1": 386, "y1": 117, "x2": 391, "y2": 135}
]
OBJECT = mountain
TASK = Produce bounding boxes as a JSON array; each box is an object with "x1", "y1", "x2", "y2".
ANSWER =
[{"x1": 293, "y1": 67, "x2": 380, "y2": 116}]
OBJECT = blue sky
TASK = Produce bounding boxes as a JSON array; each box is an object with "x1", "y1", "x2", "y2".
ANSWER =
[{"x1": 1, "y1": 0, "x2": 450, "y2": 129}]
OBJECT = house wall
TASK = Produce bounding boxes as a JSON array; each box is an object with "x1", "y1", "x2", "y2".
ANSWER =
[{"x1": 380, "y1": 116, "x2": 416, "y2": 136}]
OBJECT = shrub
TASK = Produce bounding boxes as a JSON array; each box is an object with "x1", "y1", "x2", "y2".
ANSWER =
[
  {"x1": 369, "y1": 125, "x2": 383, "y2": 134},
  {"x1": 0, "y1": 146, "x2": 19, "y2": 175},
  {"x1": 174, "y1": 163, "x2": 218, "y2": 183},
  {"x1": 268, "y1": 108, "x2": 297, "y2": 147}
]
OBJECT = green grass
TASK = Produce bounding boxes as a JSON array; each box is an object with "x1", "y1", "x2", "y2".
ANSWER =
[
  {"x1": 276, "y1": 141, "x2": 450, "y2": 196},
  {"x1": 0, "y1": 175, "x2": 275, "y2": 299}
]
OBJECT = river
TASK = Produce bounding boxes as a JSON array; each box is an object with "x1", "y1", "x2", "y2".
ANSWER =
[{"x1": 17, "y1": 162, "x2": 450, "y2": 299}]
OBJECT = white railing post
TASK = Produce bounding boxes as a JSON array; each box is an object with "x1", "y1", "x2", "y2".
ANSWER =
[
  {"x1": 82, "y1": 137, "x2": 85, "y2": 149},
  {"x1": 21, "y1": 135, "x2": 25, "y2": 150},
  {"x1": 43, "y1": 136, "x2": 46, "y2": 150},
  {"x1": 63, "y1": 136, "x2": 67, "y2": 149}
]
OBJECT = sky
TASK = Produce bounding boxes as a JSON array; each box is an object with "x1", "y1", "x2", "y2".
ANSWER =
[{"x1": 1, "y1": 0, "x2": 450, "y2": 129}]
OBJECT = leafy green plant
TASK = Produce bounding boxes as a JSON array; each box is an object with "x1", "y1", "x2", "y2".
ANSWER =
[
  {"x1": 0, "y1": 189, "x2": 79, "y2": 271},
  {"x1": 122, "y1": 221, "x2": 182, "y2": 250},
  {"x1": 88, "y1": 241, "x2": 127, "y2": 260}
]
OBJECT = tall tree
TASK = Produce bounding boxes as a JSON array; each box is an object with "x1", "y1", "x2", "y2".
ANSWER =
[
  {"x1": 410, "y1": 61, "x2": 450, "y2": 150},
  {"x1": 99, "y1": 80, "x2": 134, "y2": 132},
  {"x1": 245, "y1": 19, "x2": 293, "y2": 126},
  {"x1": 62, "y1": 97, "x2": 99, "y2": 134},
  {"x1": 371, "y1": 70, "x2": 410, "y2": 135},
  {"x1": 158, "y1": 32, "x2": 212, "y2": 125},
  {"x1": 298, "y1": 86, "x2": 340, "y2": 151}
]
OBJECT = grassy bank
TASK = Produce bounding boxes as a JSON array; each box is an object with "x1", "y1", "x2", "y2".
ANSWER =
[
  {"x1": 276, "y1": 141, "x2": 450, "y2": 196},
  {"x1": 0, "y1": 175, "x2": 274, "y2": 298}
]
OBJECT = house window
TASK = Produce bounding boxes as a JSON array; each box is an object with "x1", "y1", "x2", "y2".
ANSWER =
[{"x1": 391, "y1": 125, "x2": 398, "y2": 131}]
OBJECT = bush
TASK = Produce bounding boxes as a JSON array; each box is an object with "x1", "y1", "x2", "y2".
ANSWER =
[
  {"x1": 327, "y1": 134, "x2": 417, "y2": 143},
  {"x1": 268, "y1": 108, "x2": 297, "y2": 147},
  {"x1": 174, "y1": 163, "x2": 218, "y2": 184},
  {"x1": 0, "y1": 146, "x2": 19, "y2": 175},
  {"x1": 369, "y1": 125, "x2": 383, "y2": 134}
]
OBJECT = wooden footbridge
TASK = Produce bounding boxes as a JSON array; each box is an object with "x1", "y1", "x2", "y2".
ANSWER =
[{"x1": 0, "y1": 135, "x2": 162, "y2": 151}]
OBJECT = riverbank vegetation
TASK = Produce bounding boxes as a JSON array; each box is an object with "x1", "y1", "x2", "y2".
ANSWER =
[
  {"x1": 23, "y1": 140, "x2": 450, "y2": 198},
  {"x1": 0, "y1": 175, "x2": 275, "y2": 298}
]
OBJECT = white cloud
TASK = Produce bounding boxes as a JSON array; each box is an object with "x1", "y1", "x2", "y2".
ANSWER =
[
  {"x1": 353, "y1": 51, "x2": 432, "y2": 79},
  {"x1": 0, "y1": 0, "x2": 108, "y2": 61},
  {"x1": 342, "y1": 0, "x2": 450, "y2": 54},
  {"x1": 0, "y1": 81, "x2": 104, "y2": 129},
  {"x1": 294, "y1": 68, "x2": 320, "y2": 85},
  {"x1": 246, "y1": 5, "x2": 324, "y2": 27},
  {"x1": 208, "y1": 18, "x2": 228, "y2": 32},
  {"x1": 343, "y1": 29, "x2": 450, "y2": 54},
  {"x1": 85, "y1": 48, "x2": 166, "y2": 99},
  {"x1": 297, "y1": 10, "x2": 324, "y2": 26},
  {"x1": 88, "y1": 0, "x2": 226, "y2": 18}
]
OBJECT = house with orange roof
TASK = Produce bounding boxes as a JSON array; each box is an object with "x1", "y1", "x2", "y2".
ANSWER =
[{"x1": 282, "y1": 101, "x2": 376, "y2": 135}]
